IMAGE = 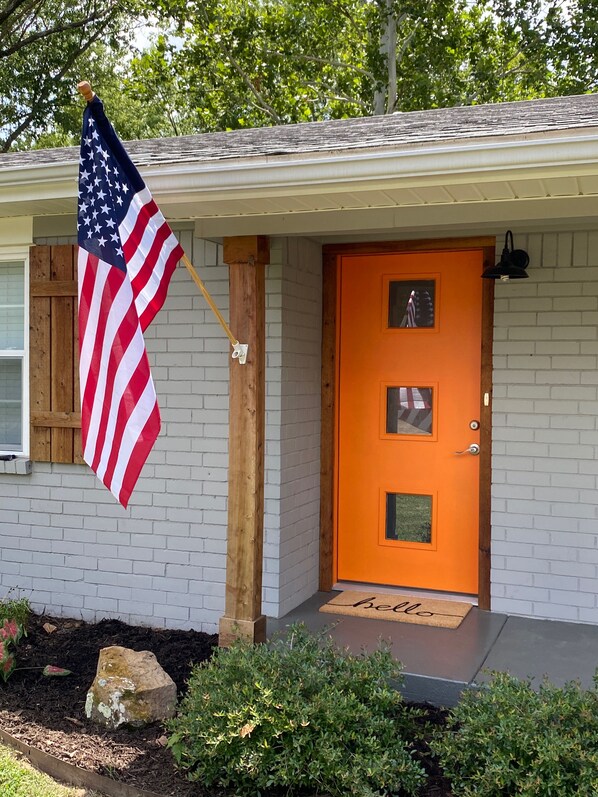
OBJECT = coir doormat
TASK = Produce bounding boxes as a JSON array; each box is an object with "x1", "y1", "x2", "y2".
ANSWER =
[{"x1": 320, "y1": 590, "x2": 472, "y2": 629}]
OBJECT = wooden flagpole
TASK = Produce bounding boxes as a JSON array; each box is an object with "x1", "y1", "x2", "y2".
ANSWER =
[
  {"x1": 180, "y1": 254, "x2": 248, "y2": 363},
  {"x1": 76, "y1": 80, "x2": 248, "y2": 364}
]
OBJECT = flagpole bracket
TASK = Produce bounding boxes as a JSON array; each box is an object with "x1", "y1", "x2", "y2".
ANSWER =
[{"x1": 232, "y1": 342, "x2": 248, "y2": 365}]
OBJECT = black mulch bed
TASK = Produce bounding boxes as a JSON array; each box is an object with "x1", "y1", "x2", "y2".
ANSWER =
[{"x1": 0, "y1": 614, "x2": 453, "y2": 796}]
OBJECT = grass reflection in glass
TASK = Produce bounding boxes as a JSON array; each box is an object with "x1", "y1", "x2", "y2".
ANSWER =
[{"x1": 386, "y1": 493, "x2": 432, "y2": 543}]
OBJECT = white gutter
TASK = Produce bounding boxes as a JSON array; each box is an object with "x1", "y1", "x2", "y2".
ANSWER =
[{"x1": 1, "y1": 129, "x2": 598, "y2": 208}]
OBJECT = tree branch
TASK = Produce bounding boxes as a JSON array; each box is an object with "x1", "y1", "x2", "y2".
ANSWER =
[
  {"x1": 303, "y1": 82, "x2": 370, "y2": 110},
  {"x1": 324, "y1": 0, "x2": 361, "y2": 35},
  {"x1": 0, "y1": 8, "x2": 112, "y2": 58},
  {"x1": 1, "y1": 106, "x2": 36, "y2": 152},
  {"x1": 1, "y1": 19, "x2": 111, "y2": 150},
  {"x1": 226, "y1": 49, "x2": 283, "y2": 124},
  {"x1": 266, "y1": 50, "x2": 375, "y2": 80},
  {"x1": 0, "y1": 0, "x2": 34, "y2": 30}
]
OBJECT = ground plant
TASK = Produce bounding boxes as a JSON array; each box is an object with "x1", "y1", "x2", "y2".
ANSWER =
[
  {"x1": 0, "y1": 593, "x2": 31, "y2": 629},
  {"x1": 432, "y1": 671, "x2": 598, "y2": 797},
  {"x1": 3, "y1": 612, "x2": 598, "y2": 797},
  {"x1": 0, "y1": 594, "x2": 30, "y2": 681},
  {"x1": 167, "y1": 623, "x2": 426, "y2": 797}
]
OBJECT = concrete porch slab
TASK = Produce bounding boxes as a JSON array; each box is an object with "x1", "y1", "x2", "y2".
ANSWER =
[
  {"x1": 476, "y1": 615, "x2": 598, "y2": 689},
  {"x1": 268, "y1": 592, "x2": 598, "y2": 705}
]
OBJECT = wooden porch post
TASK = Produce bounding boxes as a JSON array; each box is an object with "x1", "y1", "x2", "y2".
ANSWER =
[{"x1": 218, "y1": 236, "x2": 269, "y2": 646}]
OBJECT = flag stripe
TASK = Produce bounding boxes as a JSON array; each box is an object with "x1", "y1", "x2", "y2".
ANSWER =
[
  {"x1": 102, "y1": 365, "x2": 158, "y2": 504},
  {"x1": 137, "y1": 242, "x2": 182, "y2": 332},
  {"x1": 119, "y1": 187, "x2": 154, "y2": 247},
  {"x1": 399, "y1": 387, "x2": 431, "y2": 410},
  {"x1": 118, "y1": 401, "x2": 161, "y2": 507},
  {"x1": 122, "y1": 197, "x2": 163, "y2": 274},
  {"x1": 80, "y1": 265, "x2": 132, "y2": 460},
  {"x1": 77, "y1": 254, "x2": 102, "y2": 418},
  {"x1": 128, "y1": 220, "x2": 171, "y2": 294},
  {"x1": 88, "y1": 293, "x2": 140, "y2": 473},
  {"x1": 95, "y1": 330, "x2": 149, "y2": 482},
  {"x1": 79, "y1": 257, "x2": 117, "y2": 449},
  {"x1": 121, "y1": 192, "x2": 183, "y2": 330}
]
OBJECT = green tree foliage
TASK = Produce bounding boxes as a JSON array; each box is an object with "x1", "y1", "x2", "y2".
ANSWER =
[
  {"x1": 0, "y1": 0, "x2": 136, "y2": 151},
  {"x1": 131, "y1": 0, "x2": 598, "y2": 134},
  {"x1": 5, "y1": 0, "x2": 598, "y2": 149},
  {"x1": 27, "y1": 41, "x2": 195, "y2": 150},
  {"x1": 138, "y1": 0, "x2": 472, "y2": 130}
]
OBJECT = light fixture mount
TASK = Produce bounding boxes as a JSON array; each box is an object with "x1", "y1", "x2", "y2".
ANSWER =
[{"x1": 482, "y1": 230, "x2": 529, "y2": 280}]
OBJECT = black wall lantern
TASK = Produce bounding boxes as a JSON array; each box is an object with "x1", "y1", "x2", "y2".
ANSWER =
[{"x1": 482, "y1": 230, "x2": 529, "y2": 281}]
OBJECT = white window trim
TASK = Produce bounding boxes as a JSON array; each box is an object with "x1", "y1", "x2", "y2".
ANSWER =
[{"x1": 0, "y1": 246, "x2": 29, "y2": 458}]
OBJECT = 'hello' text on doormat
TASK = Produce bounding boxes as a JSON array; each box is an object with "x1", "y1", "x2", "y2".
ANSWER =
[{"x1": 319, "y1": 591, "x2": 473, "y2": 629}]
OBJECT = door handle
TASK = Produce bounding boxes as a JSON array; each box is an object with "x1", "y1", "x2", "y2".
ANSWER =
[{"x1": 455, "y1": 443, "x2": 480, "y2": 456}]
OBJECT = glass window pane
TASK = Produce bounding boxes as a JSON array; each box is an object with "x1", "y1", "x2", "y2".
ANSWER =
[
  {"x1": 0, "y1": 359, "x2": 22, "y2": 451},
  {"x1": 388, "y1": 280, "x2": 435, "y2": 328},
  {"x1": 386, "y1": 493, "x2": 432, "y2": 543},
  {"x1": 0, "y1": 307, "x2": 25, "y2": 350},
  {"x1": 386, "y1": 386, "x2": 432, "y2": 435},
  {"x1": 0, "y1": 262, "x2": 24, "y2": 350}
]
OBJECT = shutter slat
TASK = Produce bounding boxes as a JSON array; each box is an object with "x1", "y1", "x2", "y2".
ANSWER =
[
  {"x1": 31, "y1": 412, "x2": 81, "y2": 428},
  {"x1": 50, "y1": 247, "x2": 75, "y2": 462},
  {"x1": 29, "y1": 246, "x2": 52, "y2": 460},
  {"x1": 29, "y1": 245, "x2": 81, "y2": 464},
  {"x1": 30, "y1": 280, "x2": 78, "y2": 297}
]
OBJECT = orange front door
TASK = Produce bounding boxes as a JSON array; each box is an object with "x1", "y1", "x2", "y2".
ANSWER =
[{"x1": 337, "y1": 249, "x2": 483, "y2": 594}]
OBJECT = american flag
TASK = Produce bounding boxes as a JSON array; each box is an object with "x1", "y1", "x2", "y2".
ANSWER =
[{"x1": 77, "y1": 95, "x2": 183, "y2": 507}]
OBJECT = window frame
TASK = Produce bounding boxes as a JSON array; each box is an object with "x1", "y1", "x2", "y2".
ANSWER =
[{"x1": 0, "y1": 248, "x2": 29, "y2": 457}]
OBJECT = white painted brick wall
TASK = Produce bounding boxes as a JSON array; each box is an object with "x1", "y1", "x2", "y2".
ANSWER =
[
  {"x1": 0, "y1": 231, "x2": 230, "y2": 631},
  {"x1": 8, "y1": 224, "x2": 597, "y2": 628},
  {"x1": 263, "y1": 238, "x2": 322, "y2": 617},
  {"x1": 491, "y1": 229, "x2": 598, "y2": 624},
  {"x1": 0, "y1": 230, "x2": 322, "y2": 630}
]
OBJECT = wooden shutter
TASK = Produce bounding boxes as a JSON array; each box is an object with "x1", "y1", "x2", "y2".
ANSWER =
[{"x1": 29, "y1": 245, "x2": 83, "y2": 463}]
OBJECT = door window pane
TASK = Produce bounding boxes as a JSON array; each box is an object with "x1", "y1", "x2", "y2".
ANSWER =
[
  {"x1": 386, "y1": 386, "x2": 433, "y2": 435},
  {"x1": 0, "y1": 262, "x2": 25, "y2": 349},
  {"x1": 0, "y1": 358, "x2": 22, "y2": 451},
  {"x1": 388, "y1": 280, "x2": 435, "y2": 328},
  {"x1": 386, "y1": 493, "x2": 432, "y2": 543}
]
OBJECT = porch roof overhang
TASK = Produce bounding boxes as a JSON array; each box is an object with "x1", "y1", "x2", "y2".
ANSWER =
[{"x1": 2, "y1": 95, "x2": 598, "y2": 239}]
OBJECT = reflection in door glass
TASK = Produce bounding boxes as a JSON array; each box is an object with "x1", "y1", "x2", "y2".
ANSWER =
[
  {"x1": 388, "y1": 280, "x2": 435, "y2": 328},
  {"x1": 386, "y1": 493, "x2": 432, "y2": 543},
  {"x1": 386, "y1": 387, "x2": 432, "y2": 435}
]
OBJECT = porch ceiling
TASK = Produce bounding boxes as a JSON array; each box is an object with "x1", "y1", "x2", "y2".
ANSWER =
[{"x1": 6, "y1": 162, "x2": 598, "y2": 241}]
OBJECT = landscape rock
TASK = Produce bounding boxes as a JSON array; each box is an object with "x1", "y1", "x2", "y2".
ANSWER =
[{"x1": 85, "y1": 645, "x2": 177, "y2": 729}]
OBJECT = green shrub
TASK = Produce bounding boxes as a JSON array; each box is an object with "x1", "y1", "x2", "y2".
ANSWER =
[
  {"x1": 432, "y1": 671, "x2": 598, "y2": 797},
  {"x1": 167, "y1": 624, "x2": 426, "y2": 797}
]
